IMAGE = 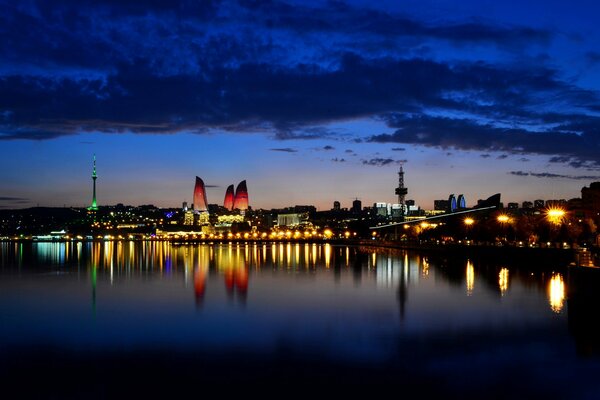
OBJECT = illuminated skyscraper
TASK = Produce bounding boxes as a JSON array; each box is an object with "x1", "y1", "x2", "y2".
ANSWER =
[
  {"x1": 193, "y1": 176, "x2": 208, "y2": 213},
  {"x1": 88, "y1": 154, "x2": 98, "y2": 211},
  {"x1": 224, "y1": 184, "x2": 235, "y2": 211},
  {"x1": 233, "y1": 180, "x2": 248, "y2": 211}
]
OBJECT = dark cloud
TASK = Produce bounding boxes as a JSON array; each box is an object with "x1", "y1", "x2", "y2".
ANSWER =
[
  {"x1": 331, "y1": 157, "x2": 346, "y2": 162},
  {"x1": 391, "y1": 147, "x2": 405, "y2": 151},
  {"x1": 0, "y1": 196, "x2": 29, "y2": 201},
  {"x1": 204, "y1": 185, "x2": 220, "y2": 188},
  {"x1": 510, "y1": 171, "x2": 600, "y2": 180},
  {"x1": 369, "y1": 113, "x2": 600, "y2": 166},
  {"x1": 480, "y1": 154, "x2": 491, "y2": 158},
  {"x1": 497, "y1": 154, "x2": 508, "y2": 159},
  {"x1": 586, "y1": 52, "x2": 600, "y2": 65},
  {"x1": 344, "y1": 149, "x2": 354, "y2": 153},
  {"x1": 323, "y1": 145, "x2": 334, "y2": 150},
  {"x1": 0, "y1": 0, "x2": 598, "y2": 171},
  {"x1": 362, "y1": 158, "x2": 403, "y2": 166},
  {"x1": 269, "y1": 148, "x2": 297, "y2": 153},
  {"x1": 518, "y1": 158, "x2": 530, "y2": 162}
]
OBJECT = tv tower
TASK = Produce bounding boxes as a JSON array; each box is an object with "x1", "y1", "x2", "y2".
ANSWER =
[
  {"x1": 395, "y1": 164, "x2": 408, "y2": 218},
  {"x1": 88, "y1": 154, "x2": 98, "y2": 211}
]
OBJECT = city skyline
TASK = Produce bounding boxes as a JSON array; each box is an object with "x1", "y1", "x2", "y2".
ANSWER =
[{"x1": 1, "y1": 1, "x2": 600, "y2": 210}]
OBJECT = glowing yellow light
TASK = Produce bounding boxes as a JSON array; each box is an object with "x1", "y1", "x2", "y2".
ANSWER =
[
  {"x1": 546, "y1": 207, "x2": 566, "y2": 225},
  {"x1": 466, "y1": 260, "x2": 474, "y2": 296},
  {"x1": 548, "y1": 273, "x2": 565, "y2": 313},
  {"x1": 420, "y1": 222, "x2": 429, "y2": 228},
  {"x1": 323, "y1": 229, "x2": 333, "y2": 238},
  {"x1": 497, "y1": 215, "x2": 510, "y2": 223},
  {"x1": 344, "y1": 231, "x2": 350, "y2": 238},
  {"x1": 372, "y1": 231, "x2": 377, "y2": 236},
  {"x1": 499, "y1": 268, "x2": 509, "y2": 295},
  {"x1": 464, "y1": 217, "x2": 474, "y2": 226}
]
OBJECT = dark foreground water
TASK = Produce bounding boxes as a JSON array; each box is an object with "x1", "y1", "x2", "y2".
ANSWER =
[{"x1": 1, "y1": 241, "x2": 600, "y2": 398}]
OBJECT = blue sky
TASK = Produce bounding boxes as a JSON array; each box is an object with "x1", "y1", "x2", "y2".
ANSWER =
[{"x1": 1, "y1": 0, "x2": 599, "y2": 210}]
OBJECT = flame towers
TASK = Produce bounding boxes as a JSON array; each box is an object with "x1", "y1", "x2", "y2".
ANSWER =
[
  {"x1": 224, "y1": 184, "x2": 235, "y2": 211},
  {"x1": 191, "y1": 177, "x2": 247, "y2": 213},
  {"x1": 233, "y1": 180, "x2": 248, "y2": 211},
  {"x1": 193, "y1": 176, "x2": 209, "y2": 212}
]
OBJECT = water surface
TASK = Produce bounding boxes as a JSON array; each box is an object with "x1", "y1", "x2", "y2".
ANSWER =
[{"x1": 1, "y1": 241, "x2": 599, "y2": 398}]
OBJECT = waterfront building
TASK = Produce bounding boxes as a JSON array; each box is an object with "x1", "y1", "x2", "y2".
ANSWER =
[
  {"x1": 224, "y1": 184, "x2": 235, "y2": 211},
  {"x1": 534, "y1": 199, "x2": 544, "y2": 208},
  {"x1": 434, "y1": 199, "x2": 449, "y2": 211},
  {"x1": 233, "y1": 180, "x2": 249, "y2": 211},
  {"x1": 352, "y1": 199, "x2": 362, "y2": 213},
  {"x1": 183, "y1": 211, "x2": 194, "y2": 225},
  {"x1": 193, "y1": 177, "x2": 209, "y2": 213}
]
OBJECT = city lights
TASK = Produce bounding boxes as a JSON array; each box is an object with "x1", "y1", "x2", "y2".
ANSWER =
[
  {"x1": 496, "y1": 215, "x2": 510, "y2": 223},
  {"x1": 548, "y1": 273, "x2": 565, "y2": 313},
  {"x1": 546, "y1": 207, "x2": 566, "y2": 225},
  {"x1": 464, "y1": 217, "x2": 474, "y2": 226}
]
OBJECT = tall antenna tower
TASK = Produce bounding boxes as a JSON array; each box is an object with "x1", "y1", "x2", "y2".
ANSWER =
[
  {"x1": 88, "y1": 154, "x2": 98, "y2": 211},
  {"x1": 395, "y1": 164, "x2": 408, "y2": 218}
]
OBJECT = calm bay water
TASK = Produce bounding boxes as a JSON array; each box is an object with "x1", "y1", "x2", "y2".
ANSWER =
[{"x1": 1, "y1": 241, "x2": 600, "y2": 397}]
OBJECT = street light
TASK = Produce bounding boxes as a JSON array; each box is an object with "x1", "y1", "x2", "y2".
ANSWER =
[
  {"x1": 464, "y1": 217, "x2": 474, "y2": 242},
  {"x1": 497, "y1": 215, "x2": 510, "y2": 224},
  {"x1": 546, "y1": 207, "x2": 566, "y2": 226}
]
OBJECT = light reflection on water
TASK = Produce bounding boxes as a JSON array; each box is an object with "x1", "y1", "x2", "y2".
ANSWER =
[{"x1": 0, "y1": 241, "x2": 598, "y2": 376}]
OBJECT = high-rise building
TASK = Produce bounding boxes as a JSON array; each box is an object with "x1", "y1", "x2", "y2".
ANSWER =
[
  {"x1": 88, "y1": 154, "x2": 98, "y2": 211},
  {"x1": 193, "y1": 176, "x2": 209, "y2": 213},
  {"x1": 333, "y1": 201, "x2": 341, "y2": 211},
  {"x1": 533, "y1": 199, "x2": 544, "y2": 208},
  {"x1": 352, "y1": 199, "x2": 362, "y2": 213},
  {"x1": 522, "y1": 201, "x2": 533, "y2": 209},
  {"x1": 507, "y1": 202, "x2": 519, "y2": 210},
  {"x1": 183, "y1": 211, "x2": 194, "y2": 225},
  {"x1": 434, "y1": 199, "x2": 449, "y2": 211},
  {"x1": 457, "y1": 194, "x2": 466, "y2": 209},
  {"x1": 224, "y1": 184, "x2": 235, "y2": 211},
  {"x1": 448, "y1": 194, "x2": 457, "y2": 212},
  {"x1": 582, "y1": 182, "x2": 600, "y2": 212},
  {"x1": 182, "y1": 201, "x2": 188, "y2": 211},
  {"x1": 233, "y1": 180, "x2": 249, "y2": 211}
]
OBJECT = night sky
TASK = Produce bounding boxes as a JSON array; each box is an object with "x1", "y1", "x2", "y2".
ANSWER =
[{"x1": 1, "y1": 0, "x2": 599, "y2": 210}]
